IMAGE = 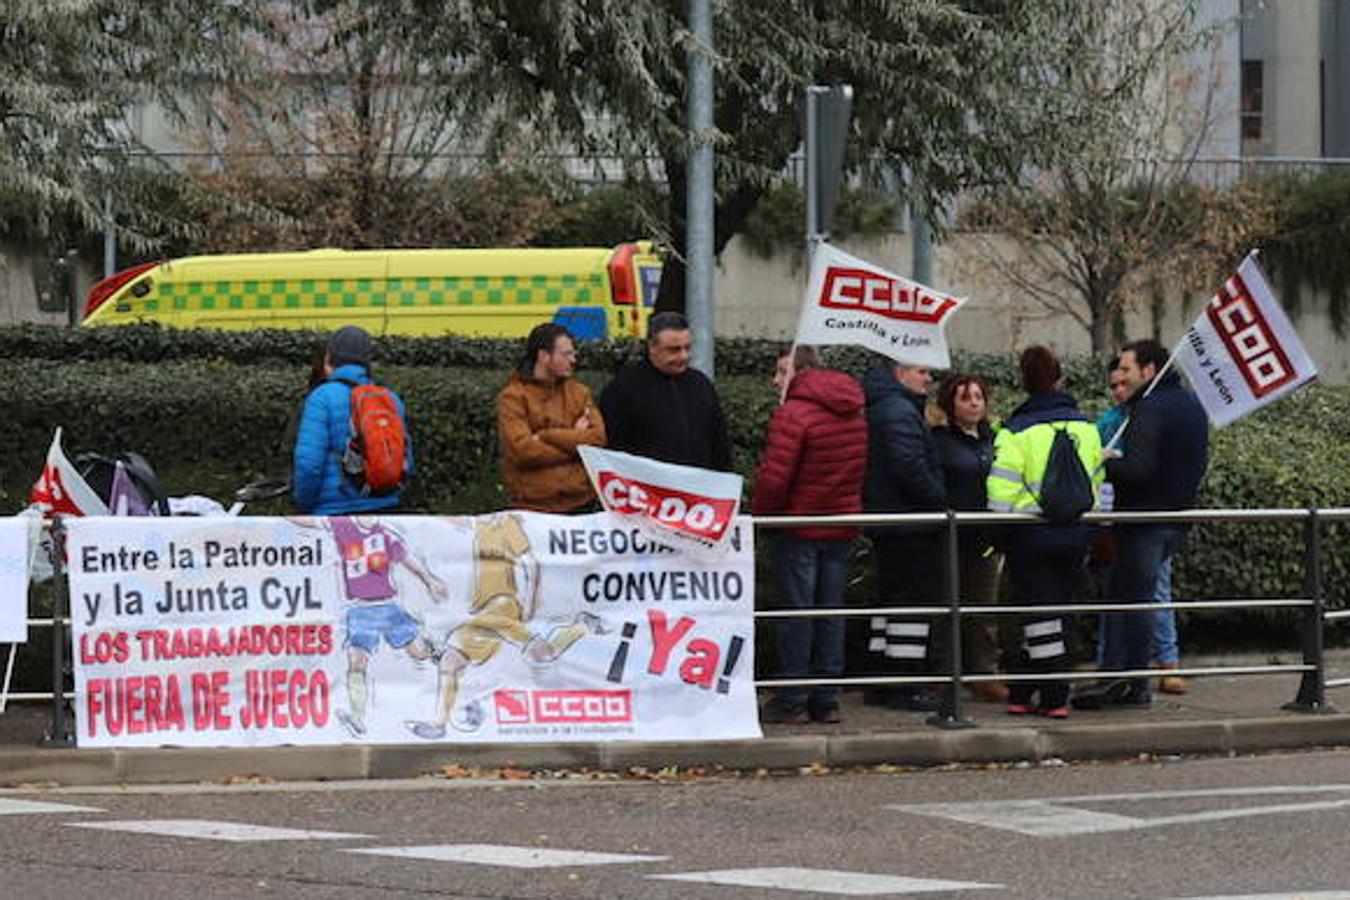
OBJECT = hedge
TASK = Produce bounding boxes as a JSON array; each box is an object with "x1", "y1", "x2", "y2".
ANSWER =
[
  {"x1": 0, "y1": 323, "x2": 1111, "y2": 388},
  {"x1": 2, "y1": 325, "x2": 1345, "y2": 637}
]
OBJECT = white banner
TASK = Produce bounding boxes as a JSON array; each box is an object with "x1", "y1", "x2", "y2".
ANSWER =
[
  {"x1": 794, "y1": 242, "x2": 965, "y2": 368},
  {"x1": 578, "y1": 446, "x2": 743, "y2": 553},
  {"x1": 0, "y1": 517, "x2": 37, "y2": 643},
  {"x1": 66, "y1": 513, "x2": 758, "y2": 748},
  {"x1": 1175, "y1": 252, "x2": 1318, "y2": 428}
]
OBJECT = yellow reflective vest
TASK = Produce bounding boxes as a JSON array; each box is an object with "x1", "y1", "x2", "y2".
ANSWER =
[{"x1": 986, "y1": 400, "x2": 1110, "y2": 517}]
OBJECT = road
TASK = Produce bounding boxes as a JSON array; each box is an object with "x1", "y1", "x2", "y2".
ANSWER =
[{"x1": 4, "y1": 750, "x2": 1350, "y2": 898}]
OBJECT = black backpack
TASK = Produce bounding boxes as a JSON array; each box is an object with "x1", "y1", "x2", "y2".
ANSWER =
[{"x1": 1038, "y1": 427, "x2": 1094, "y2": 524}]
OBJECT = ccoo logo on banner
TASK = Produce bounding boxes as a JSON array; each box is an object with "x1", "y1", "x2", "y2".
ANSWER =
[
  {"x1": 578, "y1": 446, "x2": 743, "y2": 553},
  {"x1": 1174, "y1": 252, "x2": 1318, "y2": 427},
  {"x1": 794, "y1": 242, "x2": 966, "y2": 368}
]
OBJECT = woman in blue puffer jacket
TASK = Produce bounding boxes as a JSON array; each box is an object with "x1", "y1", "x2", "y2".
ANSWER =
[{"x1": 292, "y1": 325, "x2": 413, "y2": 514}]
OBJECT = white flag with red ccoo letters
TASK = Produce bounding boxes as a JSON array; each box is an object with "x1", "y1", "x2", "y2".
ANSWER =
[
  {"x1": 1174, "y1": 252, "x2": 1317, "y2": 427},
  {"x1": 29, "y1": 428, "x2": 109, "y2": 517},
  {"x1": 794, "y1": 242, "x2": 966, "y2": 368},
  {"x1": 578, "y1": 446, "x2": 743, "y2": 553}
]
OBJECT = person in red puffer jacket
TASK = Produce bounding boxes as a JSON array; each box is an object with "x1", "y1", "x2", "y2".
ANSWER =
[{"x1": 752, "y1": 346, "x2": 868, "y2": 725}]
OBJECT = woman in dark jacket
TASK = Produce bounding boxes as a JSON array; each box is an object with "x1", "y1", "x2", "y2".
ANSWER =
[{"x1": 931, "y1": 374, "x2": 1006, "y2": 703}]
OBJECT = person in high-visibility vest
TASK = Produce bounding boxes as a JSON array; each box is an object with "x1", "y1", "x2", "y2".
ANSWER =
[{"x1": 987, "y1": 346, "x2": 1107, "y2": 718}]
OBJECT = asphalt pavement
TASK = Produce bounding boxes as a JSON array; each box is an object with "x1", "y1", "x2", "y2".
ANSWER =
[{"x1": 2, "y1": 650, "x2": 1349, "y2": 788}]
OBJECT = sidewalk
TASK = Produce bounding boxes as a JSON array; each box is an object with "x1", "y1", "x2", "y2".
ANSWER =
[{"x1": 2, "y1": 653, "x2": 1349, "y2": 787}]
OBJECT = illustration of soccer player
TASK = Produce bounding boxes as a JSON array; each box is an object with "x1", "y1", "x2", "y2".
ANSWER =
[
  {"x1": 407, "y1": 511, "x2": 604, "y2": 739},
  {"x1": 308, "y1": 516, "x2": 449, "y2": 738}
]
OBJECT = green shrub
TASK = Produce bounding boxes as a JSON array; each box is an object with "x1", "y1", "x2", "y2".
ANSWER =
[
  {"x1": 0, "y1": 323, "x2": 1111, "y2": 390},
  {"x1": 2, "y1": 327, "x2": 1343, "y2": 641}
]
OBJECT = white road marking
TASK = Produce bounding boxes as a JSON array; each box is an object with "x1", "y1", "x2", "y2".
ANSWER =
[
  {"x1": 343, "y1": 843, "x2": 668, "y2": 868},
  {"x1": 1168, "y1": 894, "x2": 1350, "y2": 900},
  {"x1": 65, "y1": 819, "x2": 368, "y2": 842},
  {"x1": 894, "y1": 800, "x2": 1141, "y2": 837},
  {"x1": 0, "y1": 798, "x2": 102, "y2": 815},
  {"x1": 650, "y1": 867, "x2": 1001, "y2": 895},
  {"x1": 893, "y1": 784, "x2": 1350, "y2": 837}
]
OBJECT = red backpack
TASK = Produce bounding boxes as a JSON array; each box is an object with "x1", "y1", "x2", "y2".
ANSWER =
[{"x1": 336, "y1": 380, "x2": 407, "y2": 496}]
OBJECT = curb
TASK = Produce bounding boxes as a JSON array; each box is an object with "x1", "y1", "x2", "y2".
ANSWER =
[{"x1": 3, "y1": 715, "x2": 1349, "y2": 787}]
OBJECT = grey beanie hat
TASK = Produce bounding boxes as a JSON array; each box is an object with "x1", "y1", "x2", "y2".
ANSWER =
[{"x1": 327, "y1": 325, "x2": 373, "y2": 368}]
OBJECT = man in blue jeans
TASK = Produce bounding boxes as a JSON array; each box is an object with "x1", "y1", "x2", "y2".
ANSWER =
[
  {"x1": 1076, "y1": 339, "x2": 1209, "y2": 710},
  {"x1": 752, "y1": 346, "x2": 868, "y2": 724},
  {"x1": 1095, "y1": 359, "x2": 1186, "y2": 695}
]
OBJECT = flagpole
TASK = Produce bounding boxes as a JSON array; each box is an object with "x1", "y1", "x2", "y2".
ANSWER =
[{"x1": 781, "y1": 237, "x2": 825, "y2": 405}]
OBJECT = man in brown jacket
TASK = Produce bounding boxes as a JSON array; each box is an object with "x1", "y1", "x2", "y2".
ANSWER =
[{"x1": 497, "y1": 323, "x2": 606, "y2": 512}]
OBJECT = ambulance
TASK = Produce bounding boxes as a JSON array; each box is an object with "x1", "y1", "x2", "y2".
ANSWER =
[{"x1": 82, "y1": 242, "x2": 663, "y2": 339}]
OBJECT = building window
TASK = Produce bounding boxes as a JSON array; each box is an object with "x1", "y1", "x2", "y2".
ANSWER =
[{"x1": 1241, "y1": 60, "x2": 1264, "y2": 141}]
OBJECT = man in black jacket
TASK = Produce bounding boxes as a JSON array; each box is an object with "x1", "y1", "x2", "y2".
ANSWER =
[
  {"x1": 599, "y1": 312, "x2": 733, "y2": 471},
  {"x1": 1076, "y1": 338, "x2": 1209, "y2": 710},
  {"x1": 861, "y1": 358, "x2": 947, "y2": 712}
]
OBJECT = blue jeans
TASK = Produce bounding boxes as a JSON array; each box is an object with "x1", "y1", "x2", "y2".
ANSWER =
[
  {"x1": 771, "y1": 534, "x2": 851, "y2": 708},
  {"x1": 1097, "y1": 554, "x2": 1179, "y2": 666},
  {"x1": 1099, "y1": 526, "x2": 1186, "y2": 693},
  {"x1": 1150, "y1": 556, "x2": 1179, "y2": 664}
]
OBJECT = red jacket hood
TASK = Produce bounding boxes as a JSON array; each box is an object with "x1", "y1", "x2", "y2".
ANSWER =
[{"x1": 787, "y1": 367, "x2": 864, "y2": 416}]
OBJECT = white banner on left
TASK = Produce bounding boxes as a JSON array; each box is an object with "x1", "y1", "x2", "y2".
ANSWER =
[
  {"x1": 0, "y1": 517, "x2": 39, "y2": 643},
  {"x1": 65, "y1": 513, "x2": 758, "y2": 748}
]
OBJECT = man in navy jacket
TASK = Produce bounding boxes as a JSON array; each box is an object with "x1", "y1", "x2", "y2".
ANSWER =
[
  {"x1": 861, "y1": 358, "x2": 947, "y2": 712},
  {"x1": 1077, "y1": 338, "x2": 1209, "y2": 709}
]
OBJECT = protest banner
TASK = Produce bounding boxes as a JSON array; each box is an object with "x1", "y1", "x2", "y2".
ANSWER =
[
  {"x1": 65, "y1": 512, "x2": 758, "y2": 748},
  {"x1": 0, "y1": 517, "x2": 37, "y2": 643},
  {"x1": 579, "y1": 446, "x2": 743, "y2": 552},
  {"x1": 794, "y1": 242, "x2": 966, "y2": 368},
  {"x1": 1174, "y1": 252, "x2": 1318, "y2": 427}
]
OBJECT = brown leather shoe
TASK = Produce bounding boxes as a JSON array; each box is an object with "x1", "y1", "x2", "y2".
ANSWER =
[
  {"x1": 1154, "y1": 662, "x2": 1188, "y2": 695},
  {"x1": 971, "y1": 681, "x2": 1010, "y2": 703}
]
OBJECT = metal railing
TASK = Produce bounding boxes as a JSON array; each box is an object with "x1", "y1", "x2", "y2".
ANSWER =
[
  {"x1": 753, "y1": 507, "x2": 1350, "y2": 728},
  {"x1": 9, "y1": 506, "x2": 1350, "y2": 744}
]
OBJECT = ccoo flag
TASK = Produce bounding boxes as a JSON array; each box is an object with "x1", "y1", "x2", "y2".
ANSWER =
[
  {"x1": 794, "y1": 242, "x2": 965, "y2": 368},
  {"x1": 578, "y1": 446, "x2": 743, "y2": 554},
  {"x1": 29, "y1": 428, "x2": 109, "y2": 517},
  {"x1": 1174, "y1": 252, "x2": 1317, "y2": 428}
]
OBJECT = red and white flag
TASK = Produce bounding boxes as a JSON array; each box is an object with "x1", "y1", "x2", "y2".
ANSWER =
[
  {"x1": 1174, "y1": 252, "x2": 1317, "y2": 428},
  {"x1": 29, "y1": 428, "x2": 108, "y2": 517},
  {"x1": 578, "y1": 446, "x2": 743, "y2": 552},
  {"x1": 794, "y1": 242, "x2": 966, "y2": 368}
]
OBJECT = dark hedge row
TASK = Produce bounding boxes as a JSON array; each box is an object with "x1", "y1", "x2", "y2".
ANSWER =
[
  {"x1": 0, "y1": 323, "x2": 1111, "y2": 389},
  {"x1": 3, "y1": 337, "x2": 1344, "y2": 633}
]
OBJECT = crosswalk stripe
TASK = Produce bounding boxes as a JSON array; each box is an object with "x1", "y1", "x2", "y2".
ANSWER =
[
  {"x1": 1166, "y1": 894, "x2": 1350, "y2": 900},
  {"x1": 649, "y1": 867, "x2": 1001, "y2": 895},
  {"x1": 0, "y1": 798, "x2": 103, "y2": 816},
  {"x1": 343, "y1": 844, "x2": 667, "y2": 868},
  {"x1": 65, "y1": 820, "x2": 369, "y2": 842}
]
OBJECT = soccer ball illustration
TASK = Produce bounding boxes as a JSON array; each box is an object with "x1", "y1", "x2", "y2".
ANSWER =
[{"x1": 452, "y1": 698, "x2": 485, "y2": 733}]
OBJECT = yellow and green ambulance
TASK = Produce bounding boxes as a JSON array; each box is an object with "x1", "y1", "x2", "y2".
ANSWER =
[{"x1": 82, "y1": 242, "x2": 662, "y2": 340}]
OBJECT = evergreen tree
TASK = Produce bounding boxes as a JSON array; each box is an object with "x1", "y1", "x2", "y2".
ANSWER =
[{"x1": 0, "y1": 0, "x2": 254, "y2": 250}]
